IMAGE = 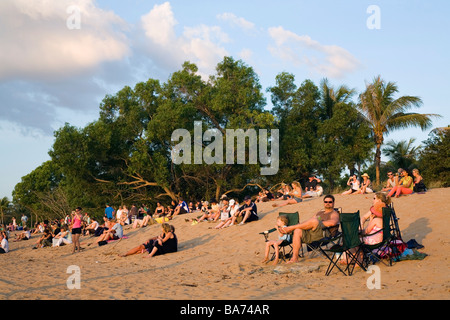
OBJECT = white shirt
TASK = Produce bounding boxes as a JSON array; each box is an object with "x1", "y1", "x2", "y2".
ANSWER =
[
  {"x1": 1, "y1": 238, "x2": 9, "y2": 253},
  {"x1": 116, "y1": 209, "x2": 123, "y2": 221}
]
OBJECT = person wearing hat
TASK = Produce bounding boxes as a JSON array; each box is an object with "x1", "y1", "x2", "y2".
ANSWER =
[
  {"x1": 214, "y1": 198, "x2": 234, "y2": 229},
  {"x1": 233, "y1": 195, "x2": 258, "y2": 225},
  {"x1": 356, "y1": 173, "x2": 373, "y2": 194}
]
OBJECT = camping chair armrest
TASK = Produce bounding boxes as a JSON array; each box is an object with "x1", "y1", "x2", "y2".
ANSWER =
[{"x1": 259, "y1": 228, "x2": 277, "y2": 241}]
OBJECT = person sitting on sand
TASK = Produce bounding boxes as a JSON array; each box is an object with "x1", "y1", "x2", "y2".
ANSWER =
[
  {"x1": 412, "y1": 168, "x2": 427, "y2": 193},
  {"x1": 261, "y1": 215, "x2": 292, "y2": 265},
  {"x1": 231, "y1": 195, "x2": 258, "y2": 225},
  {"x1": 120, "y1": 224, "x2": 176, "y2": 257},
  {"x1": 355, "y1": 173, "x2": 373, "y2": 194},
  {"x1": 132, "y1": 206, "x2": 152, "y2": 229},
  {"x1": 153, "y1": 202, "x2": 166, "y2": 218},
  {"x1": 213, "y1": 198, "x2": 231, "y2": 229},
  {"x1": 85, "y1": 218, "x2": 99, "y2": 236},
  {"x1": 97, "y1": 219, "x2": 123, "y2": 243},
  {"x1": 52, "y1": 225, "x2": 72, "y2": 247},
  {"x1": 33, "y1": 228, "x2": 53, "y2": 249},
  {"x1": 0, "y1": 232, "x2": 9, "y2": 254},
  {"x1": 168, "y1": 198, "x2": 190, "y2": 219},
  {"x1": 342, "y1": 174, "x2": 360, "y2": 195},
  {"x1": 276, "y1": 184, "x2": 292, "y2": 200},
  {"x1": 279, "y1": 194, "x2": 340, "y2": 264},
  {"x1": 272, "y1": 181, "x2": 303, "y2": 208},
  {"x1": 196, "y1": 199, "x2": 221, "y2": 222},
  {"x1": 31, "y1": 222, "x2": 44, "y2": 235},
  {"x1": 381, "y1": 171, "x2": 397, "y2": 193},
  {"x1": 388, "y1": 169, "x2": 414, "y2": 198},
  {"x1": 145, "y1": 223, "x2": 177, "y2": 258},
  {"x1": 215, "y1": 199, "x2": 239, "y2": 229},
  {"x1": 302, "y1": 175, "x2": 323, "y2": 199},
  {"x1": 14, "y1": 227, "x2": 31, "y2": 241}
]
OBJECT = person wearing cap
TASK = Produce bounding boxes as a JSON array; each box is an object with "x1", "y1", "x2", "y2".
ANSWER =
[
  {"x1": 233, "y1": 195, "x2": 258, "y2": 225},
  {"x1": 356, "y1": 173, "x2": 373, "y2": 194}
]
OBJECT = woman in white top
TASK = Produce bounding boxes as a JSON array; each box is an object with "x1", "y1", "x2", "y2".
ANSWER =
[
  {"x1": 342, "y1": 175, "x2": 360, "y2": 195},
  {"x1": 52, "y1": 225, "x2": 72, "y2": 247},
  {"x1": 0, "y1": 232, "x2": 9, "y2": 253}
]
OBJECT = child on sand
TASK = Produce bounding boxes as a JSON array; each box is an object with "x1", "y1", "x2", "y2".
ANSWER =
[{"x1": 261, "y1": 215, "x2": 292, "y2": 265}]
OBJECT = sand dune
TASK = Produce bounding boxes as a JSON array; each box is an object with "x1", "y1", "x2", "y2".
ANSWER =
[{"x1": 1, "y1": 188, "x2": 449, "y2": 300}]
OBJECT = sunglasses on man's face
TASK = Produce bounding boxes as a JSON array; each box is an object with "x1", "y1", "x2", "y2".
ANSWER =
[{"x1": 324, "y1": 201, "x2": 333, "y2": 204}]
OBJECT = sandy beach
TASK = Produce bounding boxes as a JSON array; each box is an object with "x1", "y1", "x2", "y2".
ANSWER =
[{"x1": 1, "y1": 188, "x2": 449, "y2": 301}]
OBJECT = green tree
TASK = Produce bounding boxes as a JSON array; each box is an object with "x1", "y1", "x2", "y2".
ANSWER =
[
  {"x1": 316, "y1": 79, "x2": 373, "y2": 190},
  {"x1": 418, "y1": 127, "x2": 450, "y2": 187},
  {"x1": 382, "y1": 138, "x2": 421, "y2": 170},
  {"x1": 0, "y1": 197, "x2": 10, "y2": 225},
  {"x1": 357, "y1": 76, "x2": 441, "y2": 185}
]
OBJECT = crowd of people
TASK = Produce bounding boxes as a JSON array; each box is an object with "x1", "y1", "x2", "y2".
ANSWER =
[
  {"x1": 0, "y1": 169, "x2": 427, "y2": 265},
  {"x1": 342, "y1": 168, "x2": 427, "y2": 197}
]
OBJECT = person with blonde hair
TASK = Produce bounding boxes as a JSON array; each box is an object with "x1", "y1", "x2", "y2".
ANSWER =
[
  {"x1": 144, "y1": 223, "x2": 177, "y2": 258},
  {"x1": 272, "y1": 181, "x2": 303, "y2": 208},
  {"x1": 360, "y1": 191, "x2": 391, "y2": 231},
  {"x1": 412, "y1": 168, "x2": 427, "y2": 192},
  {"x1": 261, "y1": 215, "x2": 292, "y2": 265}
]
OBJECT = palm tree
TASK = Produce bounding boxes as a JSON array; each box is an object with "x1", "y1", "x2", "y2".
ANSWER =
[
  {"x1": 358, "y1": 76, "x2": 441, "y2": 185},
  {"x1": 382, "y1": 138, "x2": 421, "y2": 169},
  {"x1": 320, "y1": 78, "x2": 356, "y2": 120}
]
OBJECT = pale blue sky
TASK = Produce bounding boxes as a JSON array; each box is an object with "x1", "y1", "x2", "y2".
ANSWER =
[{"x1": 0, "y1": 0, "x2": 449, "y2": 199}]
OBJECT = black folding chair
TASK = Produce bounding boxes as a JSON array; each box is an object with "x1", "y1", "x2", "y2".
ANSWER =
[
  {"x1": 323, "y1": 210, "x2": 366, "y2": 276},
  {"x1": 305, "y1": 208, "x2": 342, "y2": 258},
  {"x1": 259, "y1": 212, "x2": 299, "y2": 262},
  {"x1": 362, "y1": 205, "x2": 404, "y2": 267}
]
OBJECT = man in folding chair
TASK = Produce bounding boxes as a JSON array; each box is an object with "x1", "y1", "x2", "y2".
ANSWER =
[{"x1": 279, "y1": 194, "x2": 339, "y2": 264}]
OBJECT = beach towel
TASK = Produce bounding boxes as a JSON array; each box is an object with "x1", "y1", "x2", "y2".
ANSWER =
[{"x1": 395, "y1": 248, "x2": 428, "y2": 261}]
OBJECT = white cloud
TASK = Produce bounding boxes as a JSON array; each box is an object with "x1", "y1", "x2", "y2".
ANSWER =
[
  {"x1": 217, "y1": 12, "x2": 255, "y2": 32},
  {"x1": 0, "y1": 0, "x2": 130, "y2": 81},
  {"x1": 268, "y1": 26, "x2": 360, "y2": 78},
  {"x1": 140, "y1": 2, "x2": 229, "y2": 78},
  {"x1": 141, "y1": 1, "x2": 177, "y2": 46},
  {"x1": 239, "y1": 48, "x2": 253, "y2": 61}
]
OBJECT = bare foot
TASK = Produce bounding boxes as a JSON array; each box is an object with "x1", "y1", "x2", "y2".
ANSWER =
[
  {"x1": 261, "y1": 259, "x2": 269, "y2": 264},
  {"x1": 285, "y1": 259, "x2": 298, "y2": 264}
]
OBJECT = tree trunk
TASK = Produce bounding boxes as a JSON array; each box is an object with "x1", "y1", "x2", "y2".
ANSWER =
[{"x1": 375, "y1": 143, "x2": 382, "y2": 186}]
